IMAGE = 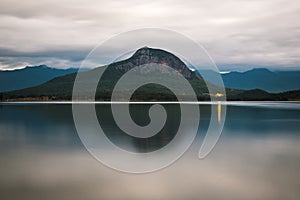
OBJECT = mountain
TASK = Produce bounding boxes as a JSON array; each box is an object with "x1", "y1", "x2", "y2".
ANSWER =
[
  {"x1": 112, "y1": 46, "x2": 199, "y2": 79},
  {"x1": 0, "y1": 65, "x2": 85, "y2": 92},
  {"x1": 0, "y1": 47, "x2": 217, "y2": 101},
  {"x1": 1, "y1": 47, "x2": 299, "y2": 101},
  {"x1": 221, "y1": 68, "x2": 300, "y2": 92}
]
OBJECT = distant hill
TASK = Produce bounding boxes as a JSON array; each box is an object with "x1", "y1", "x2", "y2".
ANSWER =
[
  {"x1": 1, "y1": 48, "x2": 300, "y2": 101},
  {"x1": 0, "y1": 65, "x2": 85, "y2": 92},
  {"x1": 221, "y1": 68, "x2": 300, "y2": 92}
]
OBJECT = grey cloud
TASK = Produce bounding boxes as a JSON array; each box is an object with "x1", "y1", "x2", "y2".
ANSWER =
[
  {"x1": 0, "y1": 0, "x2": 299, "y2": 70},
  {"x1": 0, "y1": 48, "x2": 90, "y2": 62},
  {"x1": 0, "y1": 56, "x2": 81, "y2": 70}
]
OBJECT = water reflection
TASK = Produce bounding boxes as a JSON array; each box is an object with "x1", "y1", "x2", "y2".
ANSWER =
[
  {"x1": 96, "y1": 104, "x2": 182, "y2": 152},
  {"x1": 218, "y1": 101, "x2": 221, "y2": 123},
  {"x1": 0, "y1": 102, "x2": 300, "y2": 200}
]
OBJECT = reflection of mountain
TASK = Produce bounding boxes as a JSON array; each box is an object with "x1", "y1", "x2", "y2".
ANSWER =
[
  {"x1": 1, "y1": 47, "x2": 300, "y2": 101},
  {"x1": 0, "y1": 65, "x2": 83, "y2": 92}
]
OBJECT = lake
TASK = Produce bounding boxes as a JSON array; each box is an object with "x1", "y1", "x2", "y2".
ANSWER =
[{"x1": 0, "y1": 102, "x2": 300, "y2": 200}]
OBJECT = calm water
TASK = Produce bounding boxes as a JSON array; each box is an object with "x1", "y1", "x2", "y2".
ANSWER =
[{"x1": 0, "y1": 102, "x2": 300, "y2": 200}]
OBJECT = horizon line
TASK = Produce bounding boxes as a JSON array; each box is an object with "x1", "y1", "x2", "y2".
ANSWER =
[{"x1": 1, "y1": 101, "x2": 300, "y2": 104}]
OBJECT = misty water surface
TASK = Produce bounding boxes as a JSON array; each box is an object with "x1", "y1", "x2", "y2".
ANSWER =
[{"x1": 0, "y1": 102, "x2": 300, "y2": 200}]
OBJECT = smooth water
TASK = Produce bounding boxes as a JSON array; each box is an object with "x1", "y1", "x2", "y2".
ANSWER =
[{"x1": 0, "y1": 102, "x2": 300, "y2": 200}]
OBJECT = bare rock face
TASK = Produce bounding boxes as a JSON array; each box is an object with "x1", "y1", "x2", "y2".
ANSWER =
[{"x1": 111, "y1": 47, "x2": 201, "y2": 80}]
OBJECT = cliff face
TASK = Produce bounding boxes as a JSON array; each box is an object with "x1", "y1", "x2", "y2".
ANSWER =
[{"x1": 111, "y1": 47, "x2": 200, "y2": 79}]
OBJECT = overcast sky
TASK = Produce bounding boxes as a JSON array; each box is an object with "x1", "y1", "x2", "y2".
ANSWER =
[{"x1": 0, "y1": 0, "x2": 299, "y2": 71}]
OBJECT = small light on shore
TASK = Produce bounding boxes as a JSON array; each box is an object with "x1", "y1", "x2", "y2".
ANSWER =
[{"x1": 215, "y1": 93, "x2": 224, "y2": 97}]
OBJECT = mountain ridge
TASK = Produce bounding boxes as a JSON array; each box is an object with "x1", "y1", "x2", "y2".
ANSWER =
[
  {"x1": 0, "y1": 65, "x2": 87, "y2": 92},
  {"x1": 221, "y1": 68, "x2": 300, "y2": 92},
  {"x1": 197, "y1": 68, "x2": 300, "y2": 92},
  {"x1": 1, "y1": 47, "x2": 300, "y2": 101}
]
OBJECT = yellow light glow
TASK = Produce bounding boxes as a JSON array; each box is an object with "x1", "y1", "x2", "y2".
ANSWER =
[
  {"x1": 218, "y1": 101, "x2": 221, "y2": 123},
  {"x1": 215, "y1": 93, "x2": 224, "y2": 97}
]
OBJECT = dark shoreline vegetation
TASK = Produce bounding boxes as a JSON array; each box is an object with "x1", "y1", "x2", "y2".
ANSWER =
[
  {"x1": 1, "y1": 91, "x2": 300, "y2": 102},
  {"x1": 1, "y1": 79, "x2": 300, "y2": 102},
  {"x1": 1, "y1": 47, "x2": 300, "y2": 102}
]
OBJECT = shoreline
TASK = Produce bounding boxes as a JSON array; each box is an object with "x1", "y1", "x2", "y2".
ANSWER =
[{"x1": 1, "y1": 101, "x2": 300, "y2": 104}]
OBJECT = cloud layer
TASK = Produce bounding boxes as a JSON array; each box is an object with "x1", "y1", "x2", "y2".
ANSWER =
[{"x1": 0, "y1": 0, "x2": 299, "y2": 70}]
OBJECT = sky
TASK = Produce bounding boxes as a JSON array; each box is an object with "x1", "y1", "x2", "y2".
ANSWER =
[{"x1": 0, "y1": 0, "x2": 299, "y2": 71}]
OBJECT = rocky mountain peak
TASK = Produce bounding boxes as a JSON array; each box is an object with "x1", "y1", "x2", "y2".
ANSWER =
[{"x1": 111, "y1": 47, "x2": 200, "y2": 79}]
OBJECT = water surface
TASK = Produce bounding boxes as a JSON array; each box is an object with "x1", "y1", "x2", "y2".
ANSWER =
[{"x1": 0, "y1": 102, "x2": 300, "y2": 200}]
